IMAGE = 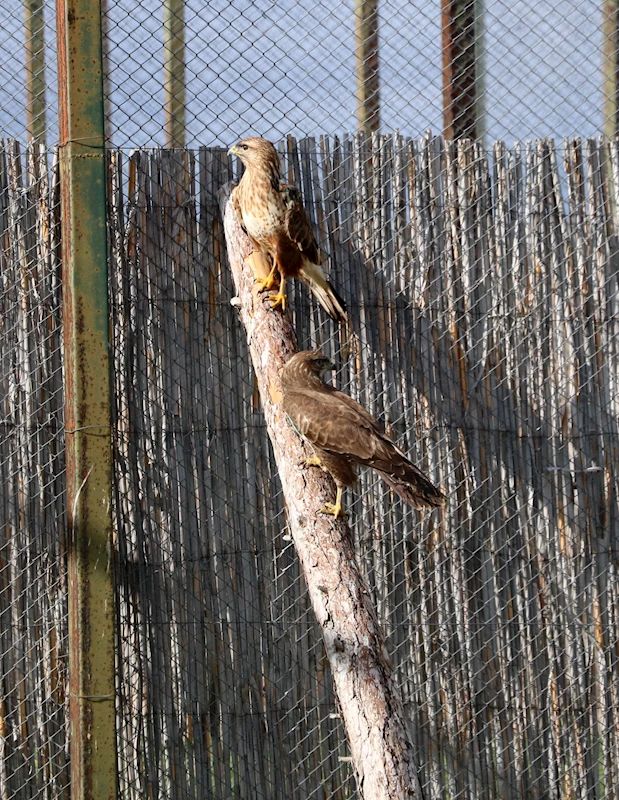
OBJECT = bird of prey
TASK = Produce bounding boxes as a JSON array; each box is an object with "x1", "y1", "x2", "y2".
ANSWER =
[
  {"x1": 228, "y1": 137, "x2": 347, "y2": 323},
  {"x1": 281, "y1": 350, "x2": 446, "y2": 518}
]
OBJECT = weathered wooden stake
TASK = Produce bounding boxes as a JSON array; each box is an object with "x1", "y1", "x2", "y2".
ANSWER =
[
  {"x1": 603, "y1": 0, "x2": 619, "y2": 139},
  {"x1": 220, "y1": 185, "x2": 422, "y2": 800},
  {"x1": 442, "y1": 0, "x2": 479, "y2": 139},
  {"x1": 163, "y1": 0, "x2": 186, "y2": 148},
  {"x1": 56, "y1": 0, "x2": 117, "y2": 796},
  {"x1": 25, "y1": 0, "x2": 46, "y2": 142},
  {"x1": 355, "y1": 0, "x2": 381, "y2": 134}
]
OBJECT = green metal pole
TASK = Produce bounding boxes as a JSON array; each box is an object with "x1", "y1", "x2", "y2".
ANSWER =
[
  {"x1": 163, "y1": 0, "x2": 186, "y2": 147},
  {"x1": 24, "y1": 0, "x2": 47, "y2": 141},
  {"x1": 56, "y1": 0, "x2": 117, "y2": 798}
]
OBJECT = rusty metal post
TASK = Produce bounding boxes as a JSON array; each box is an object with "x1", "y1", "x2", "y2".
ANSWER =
[
  {"x1": 354, "y1": 0, "x2": 380, "y2": 134},
  {"x1": 442, "y1": 0, "x2": 479, "y2": 139},
  {"x1": 56, "y1": 0, "x2": 117, "y2": 798},
  {"x1": 164, "y1": 0, "x2": 186, "y2": 147},
  {"x1": 25, "y1": 0, "x2": 47, "y2": 141}
]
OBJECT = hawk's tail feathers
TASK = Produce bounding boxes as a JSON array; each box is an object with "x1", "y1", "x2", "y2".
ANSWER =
[
  {"x1": 300, "y1": 261, "x2": 348, "y2": 324},
  {"x1": 376, "y1": 468, "x2": 446, "y2": 510}
]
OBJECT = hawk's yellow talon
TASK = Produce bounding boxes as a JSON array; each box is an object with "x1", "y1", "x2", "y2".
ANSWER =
[
  {"x1": 320, "y1": 488, "x2": 346, "y2": 519},
  {"x1": 255, "y1": 262, "x2": 278, "y2": 292},
  {"x1": 270, "y1": 284, "x2": 287, "y2": 311},
  {"x1": 256, "y1": 275, "x2": 277, "y2": 291},
  {"x1": 305, "y1": 455, "x2": 323, "y2": 467},
  {"x1": 320, "y1": 502, "x2": 347, "y2": 520}
]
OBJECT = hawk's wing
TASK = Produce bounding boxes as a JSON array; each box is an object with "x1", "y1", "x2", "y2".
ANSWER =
[
  {"x1": 280, "y1": 184, "x2": 323, "y2": 265},
  {"x1": 284, "y1": 383, "x2": 446, "y2": 509},
  {"x1": 231, "y1": 186, "x2": 247, "y2": 234},
  {"x1": 284, "y1": 386, "x2": 400, "y2": 471},
  {"x1": 232, "y1": 183, "x2": 264, "y2": 253}
]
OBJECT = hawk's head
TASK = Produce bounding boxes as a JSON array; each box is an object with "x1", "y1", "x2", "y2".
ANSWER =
[
  {"x1": 228, "y1": 137, "x2": 281, "y2": 177},
  {"x1": 281, "y1": 350, "x2": 335, "y2": 390}
]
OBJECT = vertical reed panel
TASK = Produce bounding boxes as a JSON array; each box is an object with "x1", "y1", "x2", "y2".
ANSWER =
[{"x1": 0, "y1": 142, "x2": 68, "y2": 799}]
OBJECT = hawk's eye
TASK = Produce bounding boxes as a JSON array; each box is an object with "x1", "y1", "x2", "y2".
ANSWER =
[{"x1": 241, "y1": 144, "x2": 249, "y2": 151}]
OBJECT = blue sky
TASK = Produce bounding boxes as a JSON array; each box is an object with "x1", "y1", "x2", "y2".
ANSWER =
[{"x1": 0, "y1": 0, "x2": 605, "y2": 147}]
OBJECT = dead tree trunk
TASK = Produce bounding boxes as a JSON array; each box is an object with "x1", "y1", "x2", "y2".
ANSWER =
[{"x1": 219, "y1": 185, "x2": 423, "y2": 800}]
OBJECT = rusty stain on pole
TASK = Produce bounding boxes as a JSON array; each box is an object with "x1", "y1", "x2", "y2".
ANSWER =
[
  {"x1": 56, "y1": 0, "x2": 117, "y2": 797},
  {"x1": 25, "y1": 0, "x2": 47, "y2": 142},
  {"x1": 164, "y1": 0, "x2": 186, "y2": 147},
  {"x1": 442, "y1": 0, "x2": 478, "y2": 139},
  {"x1": 354, "y1": 0, "x2": 380, "y2": 134}
]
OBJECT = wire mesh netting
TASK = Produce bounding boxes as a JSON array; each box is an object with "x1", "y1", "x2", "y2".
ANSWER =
[
  {"x1": 0, "y1": 1, "x2": 57, "y2": 143},
  {"x1": 0, "y1": 0, "x2": 609, "y2": 144},
  {"x1": 101, "y1": 0, "x2": 607, "y2": 147},
  {"x1": 2, "y1": 0, "x2": 619, "y2": 799}
]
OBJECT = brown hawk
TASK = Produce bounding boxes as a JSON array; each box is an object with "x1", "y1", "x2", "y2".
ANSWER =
[
  {"x1": 281, "y1": 350, "x2": 446, "y2": 518},
  {"x1": 228, "y1": 137, "x2": 347, "y2": 323}
]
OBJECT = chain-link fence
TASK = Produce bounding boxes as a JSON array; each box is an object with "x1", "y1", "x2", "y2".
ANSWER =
[
  {"x1": 2, "y1": 2, "x2": 619, "y2": 799},
  {"x1": 0, "y1": 0, "x2": 612, "y2": 144},
  {"x1": 102, "y1": 0, "x2": 608, "y2": 146}
]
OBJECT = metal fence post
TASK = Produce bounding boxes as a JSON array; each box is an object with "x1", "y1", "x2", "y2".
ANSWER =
[{"x1": 56, "y1": 0, "x2": 117, "y2": 798}]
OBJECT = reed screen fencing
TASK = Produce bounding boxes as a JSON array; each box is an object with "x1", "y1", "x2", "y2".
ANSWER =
[
  {"x1": 0, "y1": 141, "x2": 67, "y2": 799},
  {"x1": 107, "y1": 133, "x2": 619, "y2": 799},
  {"x1": 2, "y1": 132, "x2": 619, "y2": 798}
]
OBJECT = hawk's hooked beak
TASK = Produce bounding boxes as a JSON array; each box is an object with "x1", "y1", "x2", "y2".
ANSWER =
[
  {"x1": 320, "y1": 359, "x2": 336, "y2": 375},
  {"x1": 228, "y1": 144, "x2": 240, "y2": 157}
]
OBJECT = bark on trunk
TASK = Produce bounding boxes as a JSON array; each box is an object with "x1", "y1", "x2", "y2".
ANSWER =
[{"x1": 219, "y1": 185, "x2": 423, "y2": 800}]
